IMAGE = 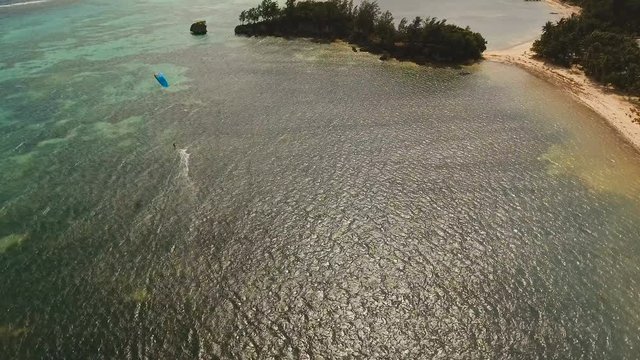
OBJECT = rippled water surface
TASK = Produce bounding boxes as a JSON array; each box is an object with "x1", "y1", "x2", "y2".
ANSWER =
[{"x1": 2, "y1": 0, "x2": 640, "y2": 358}]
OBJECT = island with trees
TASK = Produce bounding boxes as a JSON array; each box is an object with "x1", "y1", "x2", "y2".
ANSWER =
[
  {"x1": 234, "y1": 0, "x2": 487, "y2": 65},
  {"x1": 532, "y1": 0, "x2": 640, "y2": 95}
]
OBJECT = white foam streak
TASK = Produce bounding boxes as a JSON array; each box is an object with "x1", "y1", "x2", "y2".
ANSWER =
[{"x1": 0, "y1": 0, "x2": 49, "y2": 8}]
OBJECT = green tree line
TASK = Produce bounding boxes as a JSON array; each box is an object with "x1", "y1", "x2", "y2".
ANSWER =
[
  {"x1": 235, "y1": 0, "x2": 486, "y2": 64},
  {"x1": 532, "y1": 0, "x2": 640, "y2": 94}
]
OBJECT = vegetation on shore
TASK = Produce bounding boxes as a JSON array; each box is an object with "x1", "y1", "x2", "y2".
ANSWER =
[
  {"x1": 234, "y1": 0, "x2": 487, "y2": 65},
  {"x1": 532, "y1": 0, "x2": 640, "y2": 95}
]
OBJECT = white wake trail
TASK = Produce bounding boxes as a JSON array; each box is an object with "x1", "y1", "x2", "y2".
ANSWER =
[{"x1": 178, "y1": 148, "x2": 190, "y2": 180}]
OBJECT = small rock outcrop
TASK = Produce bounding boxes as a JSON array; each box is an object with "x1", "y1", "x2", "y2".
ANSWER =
[
  {"x1": 190, "y1": 21, "x2": 207, "y2": 35},
  {"x1": 352, "y1": 46, "x2": 358, "y2": 52}
]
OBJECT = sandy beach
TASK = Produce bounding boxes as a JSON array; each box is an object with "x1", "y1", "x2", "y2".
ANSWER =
[{"x1": 485, "y1": 0, "x2": 640, "y2": 151}]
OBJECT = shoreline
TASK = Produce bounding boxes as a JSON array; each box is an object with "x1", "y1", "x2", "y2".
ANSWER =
[
  {"x1": 485, "y1": 0, "x2": 640, "y2": 152},
  {"x1": 543, "y1": 0, "x2": 581, "y2": 17}
]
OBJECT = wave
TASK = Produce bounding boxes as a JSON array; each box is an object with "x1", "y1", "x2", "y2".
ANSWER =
[{"x1": 0, "y1": 0, "x2": 49, "y2": 8}]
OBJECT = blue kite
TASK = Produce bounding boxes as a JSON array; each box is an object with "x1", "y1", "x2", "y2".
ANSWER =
[{"x1": 154, "y1": 72, "x2": 169, "y2": 88}]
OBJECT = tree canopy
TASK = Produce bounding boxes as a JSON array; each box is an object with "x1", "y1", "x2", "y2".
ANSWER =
[
  {"x1": 234, "y1": 0, "x2": 487, "y2": 65},
  {"x1": 532, "y1": 0, "x2": 640, "y2": 94}
]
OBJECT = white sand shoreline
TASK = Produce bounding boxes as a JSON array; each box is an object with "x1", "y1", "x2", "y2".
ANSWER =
[{"x1": 485, "y1": 0, "x2": 640, "y2": 151}]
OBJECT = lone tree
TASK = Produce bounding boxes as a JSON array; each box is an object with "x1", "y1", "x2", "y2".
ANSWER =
[
  {"x1": 259, "y1": 0, "x2": 280, "y2": 21},
  {"x1": 285, "y1": 0, "x2": 296, "y2": 17},
  {"x1": 354, "y1": 1, "x2": 381, "y2": 37},
  {"x1": 375, "y1": 10, "x2": 395, "y2": 47},
  {"x1": 246, "y1": 7, "x2": 260, "y2": 23}
]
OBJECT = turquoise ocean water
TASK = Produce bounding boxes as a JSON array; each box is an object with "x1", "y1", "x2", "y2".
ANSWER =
[{"x1": 2, "y1": 0, "x2": 640, "y2": 358}]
